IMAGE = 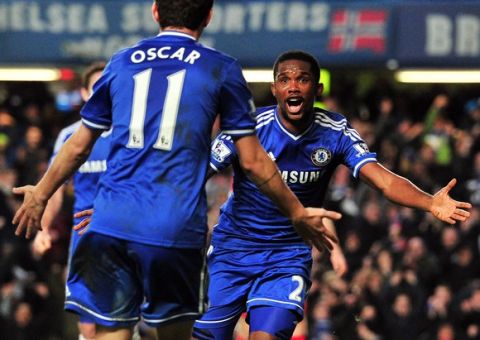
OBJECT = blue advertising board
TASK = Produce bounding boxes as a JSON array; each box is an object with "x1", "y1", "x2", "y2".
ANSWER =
[{"x1": 0, "y1": 0, "x2": 479, "y2": 67}]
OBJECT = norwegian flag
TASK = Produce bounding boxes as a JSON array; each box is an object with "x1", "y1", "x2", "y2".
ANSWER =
[{"x1": 328, "y1": 9, "x2": 387, "y2": 54}]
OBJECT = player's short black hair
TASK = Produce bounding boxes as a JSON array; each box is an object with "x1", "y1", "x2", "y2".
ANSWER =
[
  {"x1": 273, "y1": 50, "x2": 321, "y2": 84},
  {"x1": 82, "y1": 61, "x2": 106, "y2": 89},
  {"x1": 154, "y1": 0, "x2": 214, "y2": 30}
]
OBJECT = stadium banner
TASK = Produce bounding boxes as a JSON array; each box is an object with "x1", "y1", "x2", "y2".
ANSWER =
[
  {"x1": 0, "y1": 0, "x2": 479, "y2": 67},
  {"x1": 396, "y1": 3, "x2": 480, "y2": 67},
  {"x1": 0, "y1": 0, "x2": 393, "y2": 66}
]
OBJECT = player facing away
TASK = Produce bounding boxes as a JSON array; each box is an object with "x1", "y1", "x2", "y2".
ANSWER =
[
  {"x1": 192, "y1": 50, "x2": 472, "y2": 340},
  {"x1": 31, "y1": 62, "x2": 108, "y2": 340},
  {"x1": 11, "y1": 2, "x2": 342, "y2": 340}
]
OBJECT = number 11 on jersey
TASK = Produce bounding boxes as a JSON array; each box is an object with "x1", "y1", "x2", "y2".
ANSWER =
[{"x1": 128, "y1": 68, "x2": 186, "y2": 151}]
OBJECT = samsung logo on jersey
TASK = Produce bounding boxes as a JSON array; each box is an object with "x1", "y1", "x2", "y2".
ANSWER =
[
  {"x1": 131, "y1": 47, "x2": 201, "y2": 64},
  {"x1": 79, "y1": 160, "x2": 107, "y2": 173},
  {"x1": 281, "y1": 170, "x2": 321, "y2": 184}
]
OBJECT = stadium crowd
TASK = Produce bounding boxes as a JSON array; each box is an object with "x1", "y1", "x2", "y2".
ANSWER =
[{"x1": 0, "y1": 75, "x2": 479, "y2": 339}]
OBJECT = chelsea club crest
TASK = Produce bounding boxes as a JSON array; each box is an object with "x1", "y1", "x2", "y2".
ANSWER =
[{"x1": 311, "y1": 148, "x2": 331, "y2": 167}]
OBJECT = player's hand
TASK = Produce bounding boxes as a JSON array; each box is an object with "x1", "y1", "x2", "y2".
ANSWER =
[
  {"x1": 430, "y1": 178, "x2": 472, "y2": 224},
  {"x1": 293, "y1": 207, "x2": 341, "y2": 252},
  {"x1": 73, "y1": 209, "x2": 93, "y2": 235},
  {"x1": 12, "y1": 185, "x2": 47, "y2": 239},
  {"x1": 31, "y1": 230, "x2": 52, "y2": 256},
  {"x1": 330, "y1": 247, "x2": 348, "y2": 278}
]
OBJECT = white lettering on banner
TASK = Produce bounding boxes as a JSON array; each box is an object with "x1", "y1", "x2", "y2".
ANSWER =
[
  {"x1": 456, "y1": 15, "x2": 480, "y2": 56},
  {"x1": 62, "y1": 35, "x2": 142, "y2": 60},
  {"x1": 426, "y1": 14, "x2": 480, "y2": 57},
  {"x1": 0, "y1": 5, "x2": 6, "y2": 31},
  {"x1": 206, "y1": 1, "x2": 330, "y2": 34},
  {"x1": 0, "y1": 2, "x2": 108, "y2": 33},
  {"x1": 121, "y1": 4, "x2": 157, "y2": 33}
]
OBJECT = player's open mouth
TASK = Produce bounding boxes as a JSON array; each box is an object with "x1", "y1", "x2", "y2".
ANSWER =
[{"x1": 286, "y1": 97, "x2": 304, "y2": 114}]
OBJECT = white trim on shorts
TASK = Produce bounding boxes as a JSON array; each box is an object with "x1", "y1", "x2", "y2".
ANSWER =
[
  {"x1": 194, "y1": 313, "x2": 240, "y2": 325},
  {"x1": 246, "y1": 298, "x2": 304, "y2": 311},
  {"x1": 65, "y1": 301, "x2": 139, "y2": 322},
  {"x1": 143, "y1": 312, "x2": 201, "y2": 324}
]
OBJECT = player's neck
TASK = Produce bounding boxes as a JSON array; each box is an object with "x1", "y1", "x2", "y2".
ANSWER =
[
  {"x1": 277, "y1": 108, "x2": 313, "y2": 135},
  {"x1": 161, "y1": 26, "x2": 201, "y2": 40}
]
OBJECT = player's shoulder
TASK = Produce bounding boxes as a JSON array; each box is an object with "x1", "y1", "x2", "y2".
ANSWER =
[
  {"x1": 197, "y1": 43, "x2": 237, "y2": 64},
  {"x1": 253, "y1": 105, "x2": 276, "y2": 120},
  {"x1": 252, "y1": 105, "x2": 276, "y2": 130},
  {"x1": 314, "y1": 107, "x2": 347, "y2": 122},
  {"x1": 313, "y1": 108, "x2": 350, "y2": 132}
]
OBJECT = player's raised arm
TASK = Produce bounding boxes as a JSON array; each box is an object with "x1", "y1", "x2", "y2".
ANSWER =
[
  {"x1": 359, "y1": 162, "x2": 471, "y2": 224},
  {"x1": 234, "y1": 134, "x2": 341, "y2": 251},
  {"x1": 12, "y1": 124, "x2": 102, "y2": 239}
]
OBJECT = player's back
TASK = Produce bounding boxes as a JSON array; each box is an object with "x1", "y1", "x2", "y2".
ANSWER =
[{"x1": 81, "y1": 32, "x2": 255, "y2": 248}]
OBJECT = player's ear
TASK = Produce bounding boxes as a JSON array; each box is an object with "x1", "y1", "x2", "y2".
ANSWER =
[
  {"x1": 151, "y1": 1, "x2": 160, "y2": 23},
  {"x1": 270, "y1": 82, "x2": 277, "y2": 97},
  {"x1": 316, "y1": 83, "x2": 324, "y2": 97},
  {"x1": 204, "y1": 8, "x2": 213, "y2": 28},
  {"x1": 80, "y1": 87, "x2": 90, "y2": 102}
]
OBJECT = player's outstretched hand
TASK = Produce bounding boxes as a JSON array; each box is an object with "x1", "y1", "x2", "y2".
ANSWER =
[
  {"x1": 73, "y1": 209, "x2": 93, "y2": 235},
  {"x1": 293, "y1": 207, "x2": 341, "y2": 252},
  {"x1": 430, "y1": 178, "x2": 472, "y2": 224},
  {"x1": 12, "y1": 185, "x2": 47, "y2": 239}
]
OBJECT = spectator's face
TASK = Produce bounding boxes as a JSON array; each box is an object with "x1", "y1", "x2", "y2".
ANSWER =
[
  {"x1": 25, "y1": 126, "x2": 42, "y2": 148},
  {"x1": 406, "y1": 237, "x2": 425, "y2": 257},
  {"x1": 81, "y1": 70, "x2": 103, "y2": 102},
  {"x1": 377, "y1": 250, "x2": 392, "y2": 271},
  {"x1": 437, "y1": 324, "x2": 455, "y2": 340},
  {"x1": 393, "y1": 294, "x2": 411, "y2": 317},
  {"x1": 434, "y1": 285, "x2": 451, "y2": 304},
  {"x1": 14, "y1": 302, "x2": 32, "y2": 327},
  {"x1": 363, "y1": 201, "x2": 381, "y2": 223},
  {"x1": 441, "y1": 228, "x2": 458, "y2": 249}
]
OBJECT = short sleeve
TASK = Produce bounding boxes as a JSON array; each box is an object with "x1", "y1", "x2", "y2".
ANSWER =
[
  {"x1": 339, "y1": 122, "x2": 377, "y2": 177},
  {"x1": 218, "y1": 61, "x2": 256, "y2": 138}
]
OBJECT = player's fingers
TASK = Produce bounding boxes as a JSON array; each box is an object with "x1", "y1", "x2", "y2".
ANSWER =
[
  {"x1": 311, "y1": 239, "x2": 325, "y2": 254},
  {"x1": 78, "y1": 226, "x2": 89, "y2": 236},
  {"x1": 444, "y1": 217, "x2": 455, "y2": 225},
  {"x1": 73, "y1": 209, "x2": 93, "y2": 219},
  {"x1": 73, "y1": 218, "x2": 91, "y2": 231},
  {"x1": 443, "y1": 178, "x2": 457, "y2": 193},
  {"x1": 308, "y1": 207, "x2": 342, "y2": 221},
  {"x1": 455, "y1": 201, "x2": 472, "y2": 209},
  {"x1": 14, "y1": 213, "x2": 29, "y2": 236},
  {"x1": 455, "y1": 209, "x2": 470, "y2": 218},
  {"x1": 12, "y1": 207, "x2": 25, "y2": 226},
  {"x1": 12, "y1": 185, "x2": 31, "y2": 195},
  {"x1": 319, "y1": 235, "x2": 334, "y2": 251},
  {"x1": 26, "y1": 217, "x2": 38, "y2": 239},
  {"x1": 321, "y1": 228, "x2": 339, "y2": 244},
  {"x1": 451, "y1": 212, "x2": 468, "y2": 222},
  {"x1": 322, "y1": 210, "x2": 342, "y2": 221}
]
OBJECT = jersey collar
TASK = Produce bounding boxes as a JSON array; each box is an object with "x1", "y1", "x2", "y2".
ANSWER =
[
  {"x1": 274, "y1": 107, "x2": 314, "y2": 141},
  {"x1": 157, "y1": 30, "x2": 196, "y2": 41}
]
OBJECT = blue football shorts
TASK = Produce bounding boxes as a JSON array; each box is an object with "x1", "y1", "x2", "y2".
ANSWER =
[
  {"x1": 194, "y1": 245, "x2": 311, "y2": 331},
  {"x1": 65, "y1": 231, "x2": 207, "y2": 328}
]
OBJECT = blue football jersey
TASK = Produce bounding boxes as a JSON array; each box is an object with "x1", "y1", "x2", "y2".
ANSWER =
[
  {"x1": 80, "y1": 31, "x2": 256, "y2": 248},
  {"x1": 51, "y1": 121, "x2": 111, "y2": 225},
  {"x1": 210, "y1": 105, "x2": 377, "y2": 249}
]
